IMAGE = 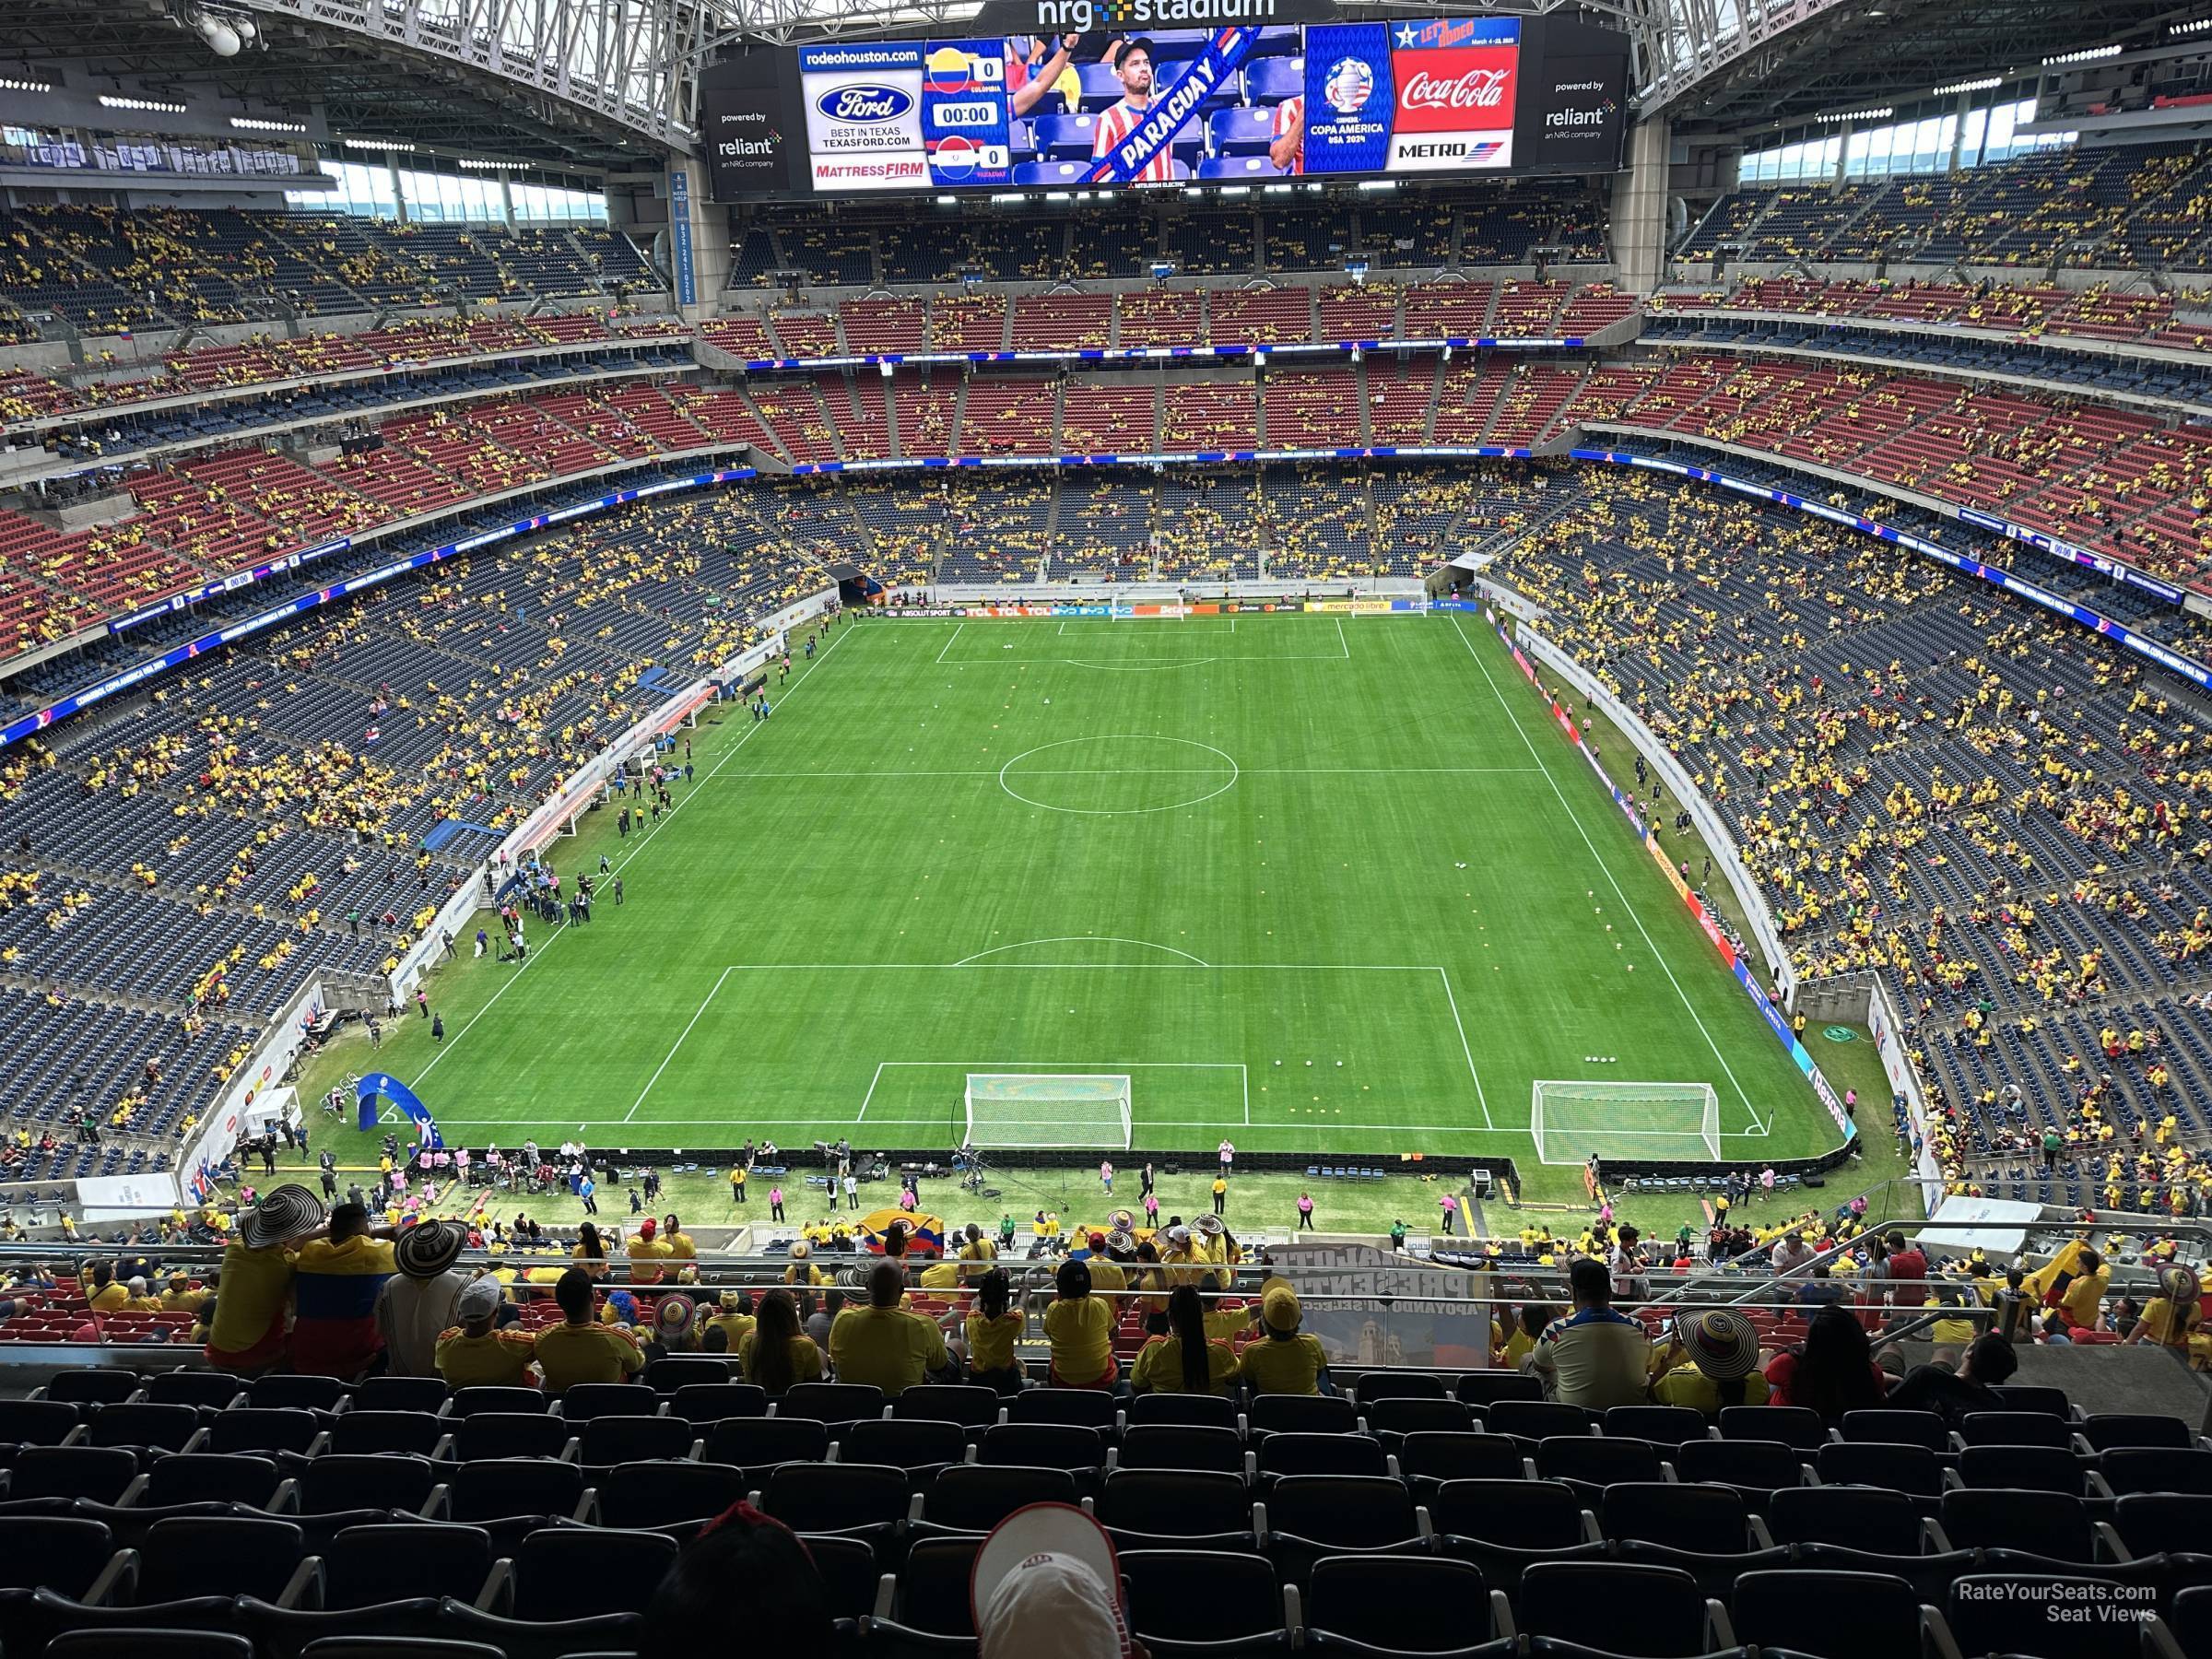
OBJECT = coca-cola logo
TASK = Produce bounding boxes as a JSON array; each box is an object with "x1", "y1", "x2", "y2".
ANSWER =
[{"x1": 1400, "y1": 68, "x2": 1511, "y2": 111}]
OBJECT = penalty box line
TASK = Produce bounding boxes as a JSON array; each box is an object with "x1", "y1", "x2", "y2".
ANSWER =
[
  {"x1": 603, "y1": 961, "x2": 1488, "y2": 1134},
  {"x1": 860, "y1": 1061, "x2": 1249, "y2": 1127}
]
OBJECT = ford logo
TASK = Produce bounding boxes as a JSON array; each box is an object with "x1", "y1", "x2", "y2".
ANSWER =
[{"x1": 818, "y1": 83, "x2": 915, "y2": 124}]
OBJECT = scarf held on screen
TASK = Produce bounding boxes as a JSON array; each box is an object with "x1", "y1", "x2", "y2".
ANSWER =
[{"x1": 1085, "y1": 27, "x2": 1263, "y2": 184}]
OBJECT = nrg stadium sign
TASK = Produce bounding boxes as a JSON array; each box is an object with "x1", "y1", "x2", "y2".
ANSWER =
[{"x1": 975, "y1": 0, "x2": 1338, "y2": 27}]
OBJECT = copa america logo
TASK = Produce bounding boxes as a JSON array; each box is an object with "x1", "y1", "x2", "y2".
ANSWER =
[
  {"x1": 1400, "y1": 68, "x2": 1511, "y2": 112},
  {"x1": 1324, "y1": 56, "x2": 1372, "y2": 114}
]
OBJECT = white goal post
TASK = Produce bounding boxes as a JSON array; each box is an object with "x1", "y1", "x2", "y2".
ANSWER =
[
  {"x1": 963, "y1": 1073, "x2": 1134, "y2": 1151},
  {"x1": 1530, "y1": 1078, "x2": 1721, "y2": 1166}
]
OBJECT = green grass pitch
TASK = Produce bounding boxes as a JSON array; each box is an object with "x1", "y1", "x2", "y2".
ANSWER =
[{"x1": 319, "y1": 610, "x2": 1846, "y2": 1193}]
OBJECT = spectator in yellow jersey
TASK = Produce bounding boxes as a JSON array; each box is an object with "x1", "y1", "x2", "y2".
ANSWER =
[
  {"x1": 158, "y1": 1271, "x2": 206, "y2": 1314},
  {"x1": 1652, "y1": 1309, "x2": 1770, "y2": 1416},
  {"x1": 1042, "y1": 1255, "x2": 1116, "y2": 1389},
  {"x1": 436, "y1": 1278, "x2": 538, "y2": 1388},
  {"x1": 626, "y1": 1217, "x2": 670, "y2": 1286},
  {"x1": 783, "y1": 1239, "x2": 828, "y2": 1288},
  {"x1": 958, "y1": 1222, "x2": 1000, "y2": 1279},
  {"x1": 738, "y1": 1287, "x2": 822, "y2": 1396},
  {"x1": 830, "y1": 1261, "x2": 949, "y2": 1395},
  {"x1": 84, "y1": 1261, "x2": 127, "y2": 1312},
  {"x1": 662, "y1": 1215, "x2": 697, "y2": 1282},
  {"x1": 960, "y1": 1268, "x2": 1025, "y2": 1394},
  {"x1": 1502, "y1": 1302, "x2": 1556, "y2": 1371},
  {"x1": 206, "y1": 1185, "x2": 323, "y2": 1374},
  {"x1": 1237, "y1": 1281, "x2": 1332, "y2": 1395},
  {"x1": 702, "y1": 1289, "x2": 756, "y2": 1351},
  {"x1": 535, "y1": 1267, "x2": 645, "y2": 1393},
  {"x1": 1131, "y1": 1285, "x2": 1239, "y2": 1396}
]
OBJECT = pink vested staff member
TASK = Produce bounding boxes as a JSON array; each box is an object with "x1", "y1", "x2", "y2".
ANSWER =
[{"x1": 1091, "y1": 38, "x2": 1174, "y2": 184}]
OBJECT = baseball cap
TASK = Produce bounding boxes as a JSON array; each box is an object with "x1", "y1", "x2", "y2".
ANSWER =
[
  {"x1": 456, "y1": 1278, "x2": 503, "y2": 1321},
  {"x1": 1113, "y1": 35, "x2": 1154, "y2": 66},
  {"x1": 971, "y1": 1503, "x2": 1128, "y2": 1659}
]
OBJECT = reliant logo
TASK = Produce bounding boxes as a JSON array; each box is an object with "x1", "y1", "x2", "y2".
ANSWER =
[
  {"x1": 817, "y1": 84, "x2": 915, "y2": 124},
  {"x1": 1546, "y1": 105, "x2": 1611, "y2": 129},
  {"x1": 932, "y1": 102, "x2": 998, "y2": 128},
  {"x1": 1033, "y1": 0, "x2": 1277, "y2": 29},
  {"x1": 718, "y1": 136, "x2": 778, "y2": 157}
]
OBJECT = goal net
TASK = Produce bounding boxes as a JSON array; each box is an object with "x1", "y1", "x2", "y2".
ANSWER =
[
  {"x1": 963, "y1": 1074, "x2": 1133, "y2": 1151},
  {"x1": 1530, "y1": 1079, "x2": 1721, "y2": 1166}
]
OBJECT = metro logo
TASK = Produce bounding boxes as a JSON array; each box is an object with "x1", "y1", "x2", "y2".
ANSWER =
[{"x1": 1390, "y1": 45, "x2": 1517, "y2": 133}]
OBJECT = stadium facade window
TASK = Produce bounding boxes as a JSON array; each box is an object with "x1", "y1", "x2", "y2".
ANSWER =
[
  {"x1": 287, "y1": 159, "x2": 606, "y2": 225},
  {"x1": 1741, "y1": 97, "x2": 2073, "y2": 183}
]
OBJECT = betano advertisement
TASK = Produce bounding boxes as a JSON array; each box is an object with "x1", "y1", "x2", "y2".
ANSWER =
[{"x1": 700, "y1": 14, "x2": 1627, "y2": 198}]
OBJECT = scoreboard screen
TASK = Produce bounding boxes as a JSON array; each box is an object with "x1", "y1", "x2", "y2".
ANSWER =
[{"x1": 700, "y1": 17, "x2": 1628, "y2": 198}]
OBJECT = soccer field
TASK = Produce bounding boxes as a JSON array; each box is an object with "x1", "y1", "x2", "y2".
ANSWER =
[{"x1": 339, "y1": 608, "x2": 1842, "y2": 1181}]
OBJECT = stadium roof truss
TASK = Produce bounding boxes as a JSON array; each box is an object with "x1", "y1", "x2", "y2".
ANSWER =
[{"x1": 1625, "y1": 0, "x2": 2203, "y2": 130}]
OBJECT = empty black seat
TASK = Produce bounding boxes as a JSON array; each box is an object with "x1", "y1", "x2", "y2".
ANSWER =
[
  {"x1": 1990, "y1": 1385, "x2": 2074, "y2": 1419},
  {"x1": 780, "y1": 1382, "x2": 884, "y2": 1429},
  {"x1": 326, "y1": 1411, "x2": 447, "y2": 1457},
  {"x1": 1398, "y1": 1432, "x2": 1527, "y2": 1489},
  {"x1": 1765, "y1": 1485, "x2": 1974, "y2": 1604},
  {"x1": 891, "y1": 1385, "x2": 1002, "y2": 1430},
  {"x1": 1255, "y1": 1431, "x2": 1386, "y2": 1481},
  {"x1": 0, "y1": 1515, "x2": 119, "y2": 1598},
  {"x1": 446, "y1": 1458, "x2": 587, "y2": 1541},
  {"x1": 1815, "y1": 1441, "x2": 1944, "y2": 1503},
  {"x1": 1719, "y1": 1406, "x2": 1824, "y2": 1452},
  {"x1": 1535, "y1": 1435, "x2": 1664, "y2": 1492},
  {"x1": 1957, "y1": 1443, "x2": 2090, "y2": 1495},
  {"x1": 1127, "y1": 1394, "x2": 1239, "y2": 1431},
  {"x1": 1948, "y1": 1574, "x2": 2124, "y2": 1659},
  {"x1": 142, "y1": 1375, "x2": 244, "y2": 1411},
  {"x1": 48, "y1": 1634, "x2": 253, "y2": 1659},
  {"x1": 642, "y1": 1358, "x2": 731, "y2": 1393},
  {"x1": 1366, "y1": 1399, "x2": 1477, "y2": 1442},
  {"x1": 1124, "y1": 1548, "x2": 1291, "y2": 1658},
  {"x1": 1599, "y1": 1483, "x2": 1789, "y2": 1599},
  {"x1": 438, "y1": 1526, "x2": 672, "y2": 1659},
  {"x1": 836, "y1": 1418, "x2": 967, "y2": 1483},
  {"x1": 5, "y1": 1446, "x2": 138, "y2": 1505},
  {"x1": 867, "y1": 1534, "x2": 979, "y2": 1655},
  {"x1": 1115, "y1": 1421, "x2": 1242, "y2": 1477},
  {"x1": 245, "y1": 1377, "x2": 348, "y2": 1412},
  {"x1": 666, "y1": 1383, "x2": 769, "y2": 1425},
  {"x1": 1837, "y1": 1410, "x2": 1948, "y2": 1453},
  {"x1": 1006, "y1": 1390, "x2": 1118, "y2": 1430},
  {"x1": 1941, "y1": 1488, "x2": 2095, "y2": 1560},
  {"x1": 2114, "y1": 1493, "x2": 2212, "y2": 1558},
  {"x1": 452, "y1": 1414, "x2": 571, "y2": 1462},
  {"x1": 2082, "y1": 1415, "x2": 2196, "y2": 1453},
  {"x1": 1731, "y1": 1569, "x2": 1926, "y2": 1659},
  {"x1": 43, "y1": 1371, "x2": 143, "y2": 1406},
  {"x1": 700, "y1": 1415, "x2": 830, "y2": 1477},
  {"x1": 238, "y1": 1522, "x2": 491, "y2": 1658},
  {"x1": 1264, "y1": 1474, "x2": 1430, "y2": 1589},
  {"x1": 1456, "y1": 1373, "x2": 1543, "y2": 1407},
  {"x1": 85, "y1": 1404, "x2": 203, "y2": 1453},
  {"x1": 1096, "y1": 1468, "x2": 1257, "y2": 1551},
  {"x1": 1247, "y1": 1395, "x2": 1360, "y2": 1437},
  {"x1": 919, "y1": 1465, "x2": 1079, "y2": 1535},
  {"x1": 594, "y1": 1459, "x2": 747, "y2": 1531},
  {"x1": 350, "y1": 1377, "x2": 451, "y2": 1415},
  {"x1": 1603, "y1": 1406, "x2": 1709, "y2": 1447},
  {"x1": 760, "y1": 1461, "x2": 910, "y2": 1542},
  {"x1": 1516, "y1": 1561, "x2": 1720, "y2": 1657},
  {"x1": 1305, "y1": 1554, "x2": 1497, "y2": 1656},
  {"x1": 0, "y1": 1401, "x2": 82, "y2": 1449},
  {"x1": 553, "y1": 1383, "x2": 656, "y2": 1422},
  {"x1": 295, "y1": 1453, "x2": 441, "y2": 1516},
  {"x1": 1489, "y1": 1401, "x2": 1591, "y2": 1443},
  {"x1": 139, "y1": 1453, "x2": 281, "y2": 1509},
  {"x1": 980, "y1": 1422, "x2": 1112, "y2": 1478},
  {"x1": 2102, "y1": 1448, "x2": 2212, "y2": 1497},
  {"x1": 1672, "y1": 1439, "x2": 1803, "y2": 1511},
  {"x1": 447, "y1": 1387, "x2": 549, "y2": 1418},
  {"x1": 1349, "y1": 1372, "x2": 1447, "y2": 1404},
  {"x1": 1957, "y1": 1411, "x2": 2075, "y2": 1449},
  {"x1": 206, "y1": 1408, "x2": 327, "y2": 1457},
  {"x1": 576, "y1": 1415, "x2": 698, "y2": 1467}
]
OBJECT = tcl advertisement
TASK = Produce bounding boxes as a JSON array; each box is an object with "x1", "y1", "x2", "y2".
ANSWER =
[{"x1": 699, "y1": 16, "x2": 1626, "y2": 197}]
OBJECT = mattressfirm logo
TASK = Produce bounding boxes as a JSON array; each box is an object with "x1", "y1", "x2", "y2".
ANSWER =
[
  {"x1": 816, "y1": 83, "x2": 915, "y2": 123},
  {"x1": 1032, "y1": 0, "x2": 1278, "y2": 28}
]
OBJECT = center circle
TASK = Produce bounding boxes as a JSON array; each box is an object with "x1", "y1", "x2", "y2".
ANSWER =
[{"x1": 998, "y1": 735, "x2": 1240, "y2": 816}]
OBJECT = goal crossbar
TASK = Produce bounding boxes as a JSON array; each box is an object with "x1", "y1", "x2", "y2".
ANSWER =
[
  {"x1": 963, "y1": 1073, "x2": 1133, "y2": 1151},
  {"x1": 1530, "y1": 1078, "x2": 1721, "y2": 1166}
]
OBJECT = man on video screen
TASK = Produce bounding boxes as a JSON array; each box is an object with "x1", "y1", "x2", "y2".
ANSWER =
[{"x1": 1092, "y1": 36, "x2": 1174, "y2": 183}]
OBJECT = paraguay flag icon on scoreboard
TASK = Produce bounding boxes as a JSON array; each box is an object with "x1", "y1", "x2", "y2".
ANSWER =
[{"x1": 923, "y1": 41, "x2": 1012, "y2": 188}]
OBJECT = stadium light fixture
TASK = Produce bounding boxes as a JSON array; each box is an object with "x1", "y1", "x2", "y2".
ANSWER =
[
  {"x1": 1815, "y1": 104, "x2": 1891, "y2": 123},
  {"x1": 1356, "y1": 180, "x2": 1396, "y2": 192},
  {"x1": 342, "y1": 135, "x2": 416, "y2": 152},
  {"x1": 457, "y1": 158, "x2": 524, "y2": 171},
  {"x1": 1931, "y1": 76, "x2": 2003, "y2": 96},
  {"x1": 2171, "y1": 16, "x2": 2212, "y2": 33},
  {"x1": 100, "y1": 93, "x2": 188, "y2": 113},
  {"x1": 230, "y1": 115, "x2": 304, "y2": 133},
  {"x1": 0, "y1": 76, "x2": 53, "y2": 94},
  {"x1": 2042, "y1": 44, "x2": 2122, "y2": 65}
]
